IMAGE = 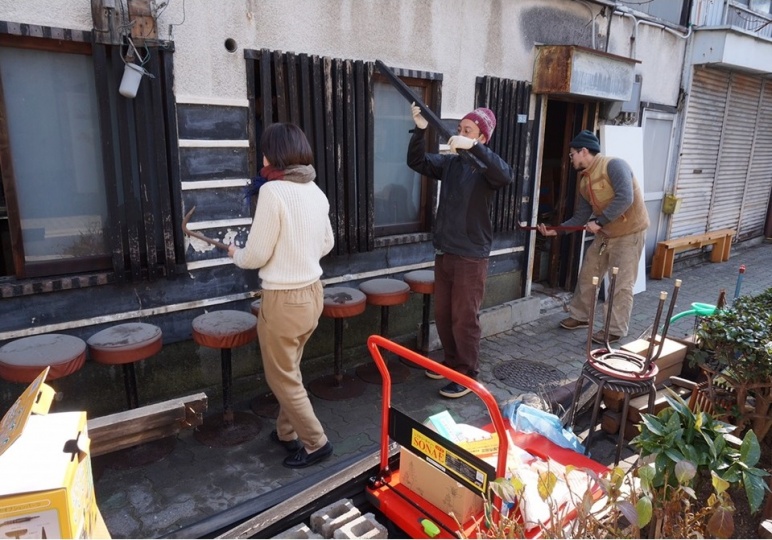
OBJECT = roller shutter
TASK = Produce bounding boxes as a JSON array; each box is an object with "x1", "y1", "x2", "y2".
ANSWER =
[
  {"x1": 738, "y1": 80, "x2": 772, "y2": 240},
  {"x1": 671, "y1": 68, "x2": 729, "y2": 238},
  {"x1": 709, "y1": 73, "x2": 761, "y2": 233},
  {"x1": 673, "y1": 68, "x2": 772, "y2": 242}
]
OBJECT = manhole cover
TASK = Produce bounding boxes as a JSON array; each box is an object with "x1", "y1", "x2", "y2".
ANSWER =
[{"x1": 492, "y1": 359, "x2": 566, "y2": 389}]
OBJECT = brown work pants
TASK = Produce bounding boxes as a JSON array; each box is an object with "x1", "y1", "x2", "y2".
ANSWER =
[
  {"x1": 433, "y1": 253, "x2": 489, "y2": 378},
  {"x1": 258, "y1": 281, "x2": 328, "y2": 452},
  {"x1": 568, "y1": 230, "x2": 645, "y2": 337}
]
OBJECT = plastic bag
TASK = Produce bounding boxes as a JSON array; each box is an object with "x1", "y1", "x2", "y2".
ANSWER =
[{"x1": 510, "y1": 403, "x2": 585, "y2": 454}]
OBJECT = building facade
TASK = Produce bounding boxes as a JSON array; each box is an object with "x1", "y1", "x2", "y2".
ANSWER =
[{"x1": 0, "y1": 0, "x2": 768, "y2": 415}]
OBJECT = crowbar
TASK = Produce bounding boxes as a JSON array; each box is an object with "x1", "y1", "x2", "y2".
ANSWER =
[
  {"x1": 182, "y1": 206, "x2": 230, "y2": 250},
  {"x1": 517, "y1": 221, "x2": 586, "y2": 232},
  {"x1": 375, "y1": 59, "x2": 486, "y2": 171}
]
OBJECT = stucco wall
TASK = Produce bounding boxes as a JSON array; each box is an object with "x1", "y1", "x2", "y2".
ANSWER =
[
  {"x1": 605, "y1": 12, "x2": 687, "y2": 106},
  {"x1": 0, "y1": 0, "x2": 684, "y2": 112},
  {"x1": 161, "y1": 0, "x2": 684, "y2": 113}
]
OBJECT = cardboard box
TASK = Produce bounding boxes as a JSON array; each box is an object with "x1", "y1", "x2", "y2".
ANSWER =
[
  {"x1": 0, "y1": 368, "x2": 107, "y2": 539},
  {"x1": 620, "y1": 335, "x2": 687, "y2": 386},
  {"x1": 399, "y1": 447, "x2": 483, "y2": 523}
]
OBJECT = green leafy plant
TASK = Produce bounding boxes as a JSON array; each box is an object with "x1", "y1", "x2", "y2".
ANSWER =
[
  {"x1": 631, "y1": 389, "x2": 770, "y2": 537},
  {"x1": 691, "y1": 287, "x2": 772, "y2": 439}
]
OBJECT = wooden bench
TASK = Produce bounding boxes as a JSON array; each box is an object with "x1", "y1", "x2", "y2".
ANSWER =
[{"x1": 650, "y1": 228, "x2": 735, "y2": 279}]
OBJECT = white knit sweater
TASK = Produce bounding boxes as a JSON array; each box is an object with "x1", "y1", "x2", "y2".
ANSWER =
[{"x1": 232, "y1": 177, "x2": 334, "y2": 290}]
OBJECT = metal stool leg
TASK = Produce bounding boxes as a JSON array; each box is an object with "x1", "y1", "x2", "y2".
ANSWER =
[
  {"x1": 122, "y1": 363, "x2": 140, "y2": 410},
  {"x1": 333, "y1": 318, "x2": 344, "y2": 384},
  {"x1": 616, "y1": 392, "x2": 633, "y2": 465},
  {"x1": 357, "y1": 305, "x2": 410, "y2": 384},
  {"x1": 309, "y1": 318, "x2": 366, "y2": 400},
  {"x1": 419, "y1": 293, "x2": 431, "y2": 353},
  {"x1": 221, "y1": 348, "x2": 234, "y2": 425},
  {"x1": 567, "y1": 371, "x2": 587, "y2": 429},
  {"x1": 584, "y1": 379, "x2": 606, "y2": 456}
]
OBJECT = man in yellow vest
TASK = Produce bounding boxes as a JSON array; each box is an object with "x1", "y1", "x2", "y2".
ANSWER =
[{"x1": 537, "y1": 130, "x2": 649, "y2": 344}]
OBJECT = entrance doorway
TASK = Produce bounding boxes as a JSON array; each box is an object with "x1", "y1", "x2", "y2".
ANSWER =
[{"x1": 533, "y1": 99, "x2": 598, "y2": 293}]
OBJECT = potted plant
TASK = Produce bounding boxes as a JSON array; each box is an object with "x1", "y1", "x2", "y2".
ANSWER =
[
  {"x1": 690, "y1": 287, "x2": 772, "y2": 440},
  {"x1": 631, "y1": 389, "x2": 769, "y2": 538}
]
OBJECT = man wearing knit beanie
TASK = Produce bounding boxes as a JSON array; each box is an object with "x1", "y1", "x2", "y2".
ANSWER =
[
  {"x1": 407, "y1": 103, "x2": 513, "y2": 398},
  {"x1": 537, "y1": 129, "x2": 649, "y2": 344},
  {"x1": 462, "y1": 108, "x2": 496, "y2": 144}
]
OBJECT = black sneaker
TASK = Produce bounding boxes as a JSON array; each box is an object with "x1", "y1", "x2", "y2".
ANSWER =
[
  {"x1": 270, "y1": 430, "x2": 303, "y2": 453},
  {"x1": 439, "y1": 382, "x2": 471, "y2": 399},
  {"x1": 425, "y1": 368, "x2": 445, "y2": 380},
  {"x1": 283, "y1": 441, "x2": 333, "y2": 469}
]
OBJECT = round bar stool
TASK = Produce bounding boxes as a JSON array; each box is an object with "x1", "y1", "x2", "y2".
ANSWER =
[
  {"x1": 309, "y1": 287, "x2": 367, "y2": 401},
  {"x1": 355, "y1": 278, "x2": 411, "y2": 384},
  {"x1": 192, "y1": 309, "x2": 261, "y2": 447},
  {"x1": 403, "y1": 270, "x2": 435, "y2": 356},
  {"x1": 88, "y1": 323, "x2": 162, "y2": 410},
  {"x1": 88, "y1": 322, "x2": 175, "y2": 468},
  {"x1": 0, "y1": 334, "x2": 86, "y2": 389},
  {"x1": 248, "y1": 298, "x2": 280, "y2": 419}
]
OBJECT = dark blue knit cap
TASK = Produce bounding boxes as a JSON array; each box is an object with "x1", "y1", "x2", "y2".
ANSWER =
[{"x1": 569, "y1": 130, "x2": 601, "y2": 152}]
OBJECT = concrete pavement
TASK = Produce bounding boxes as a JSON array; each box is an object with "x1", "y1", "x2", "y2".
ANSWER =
[{"x1": 92, "y1": 240, "x2": 772, "y2": 539}]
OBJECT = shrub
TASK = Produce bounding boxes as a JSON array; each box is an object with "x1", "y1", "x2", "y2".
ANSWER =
[{"x1": 691, "y1": 286, "x2": 772, "y2": 439}]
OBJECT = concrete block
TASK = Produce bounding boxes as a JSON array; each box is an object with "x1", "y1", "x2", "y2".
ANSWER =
[
  {"x1": 332, "y1": 513, "x2": 387, "y2": 539},
  {"x1": 272, "y1": 523, "x2": 322, "y2": 539},
  {"x1": 310, "y1": 499, "x2": 361, "y2": 538},
  {"x1": 427, "y1": 296, "x2": 541, "y2": 351}
]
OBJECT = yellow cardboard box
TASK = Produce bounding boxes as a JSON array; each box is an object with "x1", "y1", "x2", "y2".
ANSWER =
[
  {"x1": 399, "y1": 447, "x2": 483, "y2": 523},
  {"x1": 0, "y1": 368, "x2": 107, "y2": 539}
]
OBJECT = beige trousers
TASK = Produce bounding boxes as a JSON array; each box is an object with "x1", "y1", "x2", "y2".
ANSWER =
[
  {"x1": 568, "y1": 230, "x2": 645, "y2": 337},
  {"x1": 258, "y1": 281, "x2": 328, "y2": 452}
]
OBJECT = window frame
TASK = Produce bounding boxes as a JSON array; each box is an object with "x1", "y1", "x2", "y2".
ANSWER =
[
  {"x1": 245, "y1": 49, "x2": 442, "y2": 254},
  {"x1": 0, "y1": 24, "x2": 184, "y2": 290},
  {"x1": 0, "y1": 35, "x2": 112, "y2": 278},
  {"x1": 372, "y1": 73, "x2": 436, "y2": 238}
]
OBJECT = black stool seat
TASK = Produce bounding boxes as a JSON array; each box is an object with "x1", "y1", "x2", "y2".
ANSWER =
[
  {"x1": 309, "y1": 287, "x2": 367, "y2": 401},
  {"x1": 567, "y1": 271, "x2": 680, "y2": 466},
  {"x1": 192, "y1": 310, "x2": 261, "y2": 447},
  {"x1": 356, "y1": 278, "x2": 411, "y2": 384},
  {"x1": 576, "y1": 360, "x2": 657, "y2": 459},
  {"x1": 403, "y1": 270, "x2": 435, "y2": 355},
  {"x1": 0, "y1": 334, "x2": 86, "y2": 383}
]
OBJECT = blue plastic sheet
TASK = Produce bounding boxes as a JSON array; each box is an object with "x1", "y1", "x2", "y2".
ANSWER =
[{"x1": 504, "y1": 401, "x2": 585, "y2": 454}]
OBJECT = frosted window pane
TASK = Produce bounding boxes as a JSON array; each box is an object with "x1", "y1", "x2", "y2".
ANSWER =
[
  {"x1": 373, "y1": 81, "x2": 423, "y2": 229},
  {"x1": 0, "y1": 47, "x2": 108, "y2": 262},
  {"x1": 749, "y1": 0, "x2": 771, "y2": 14}
]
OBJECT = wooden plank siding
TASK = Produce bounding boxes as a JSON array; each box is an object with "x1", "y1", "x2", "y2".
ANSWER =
[
  {"x1": 92, "y1": 43, "x2": 182, "y2": 282},
  {"x1": 244, "y1": 49, "x2": 375, "y2": 254},
  {"x1": 476, "y1": 76, "x2": 533, "y2": 234},
  {"x1": 176, "y1": 100, "x2": 252, "y2": 265}
]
